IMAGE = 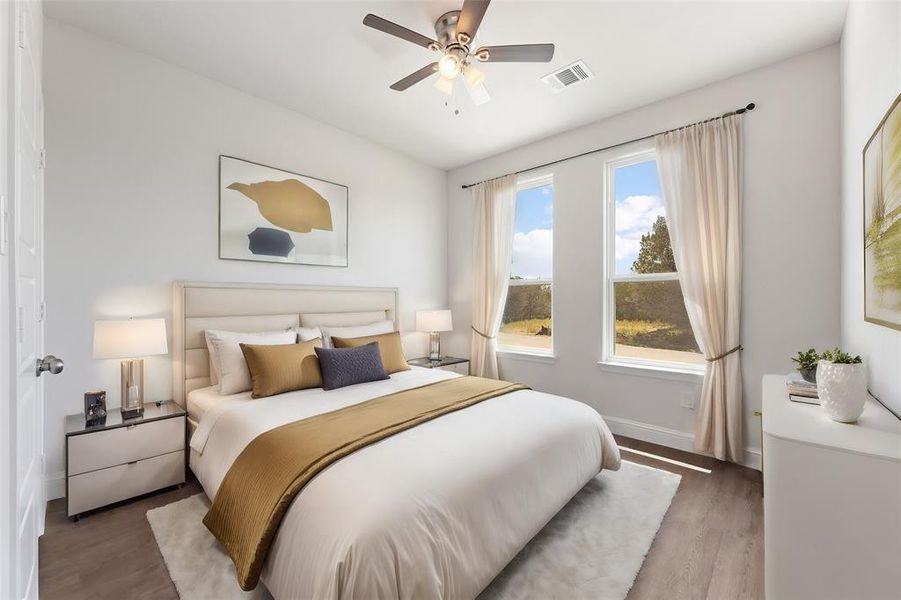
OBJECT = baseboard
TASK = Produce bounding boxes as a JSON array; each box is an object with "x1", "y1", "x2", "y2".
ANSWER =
[
  {"x1": 603, "y1": 415, "x2": 761, "y2": 471},
  {"x1": 44, "y1": 471, "x2": 65, "y2": 502}
]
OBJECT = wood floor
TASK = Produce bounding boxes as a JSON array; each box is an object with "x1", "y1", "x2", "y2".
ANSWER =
[{"x1": 39, "y1": 435, "x2": 763, "y2": 600}]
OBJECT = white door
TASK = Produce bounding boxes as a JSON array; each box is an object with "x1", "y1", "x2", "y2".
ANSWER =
[{"x1": 5, "y1": 2, "x2": 46, "y2": 599}]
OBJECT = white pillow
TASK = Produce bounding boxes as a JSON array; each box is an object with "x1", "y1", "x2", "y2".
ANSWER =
[
  {"x1": 318, "y1": 320, "x2": 394, "y2": 348},
  {"x1": 204, "y1": 329, "x2": 296, "y2": 395},
  {"x1": 291, "y1": 326, "x2": 322, "y2": 343}
]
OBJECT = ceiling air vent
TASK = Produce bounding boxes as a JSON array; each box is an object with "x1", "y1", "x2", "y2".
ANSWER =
[{"x1": 541, "y1": 60, "x2": 593, "y2": 93}]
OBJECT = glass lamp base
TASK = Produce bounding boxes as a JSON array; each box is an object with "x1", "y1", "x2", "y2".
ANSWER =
[
  {"x1": 120, "y1": 359, "x2": 145, "y2": 420},
  {"x1": 428, "y1": 332, "x2": 441, "y2": 361}
]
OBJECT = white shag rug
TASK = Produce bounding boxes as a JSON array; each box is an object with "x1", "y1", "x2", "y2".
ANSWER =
[{"x1": 147, "y1": 461, "x2": 680, "y2": 600}]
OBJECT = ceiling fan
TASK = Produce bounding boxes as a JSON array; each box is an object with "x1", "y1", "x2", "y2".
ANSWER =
[{"x1": 363, "y1": 0, "x2": 555, "y2": 104}]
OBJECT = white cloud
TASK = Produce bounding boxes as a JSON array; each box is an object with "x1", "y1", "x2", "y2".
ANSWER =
[
  {"x1": 615, "y1": 235, "x2": 641, "y2": 260},
  {"x1": 616, "y1": 195, "x2": 664, "y2": 232},
  {"x1": 512, "y1": 228, "x2": 552, "y2": 279},
  {"x1": 614, "y1": 195, "x2": 664, "y2": 261}
]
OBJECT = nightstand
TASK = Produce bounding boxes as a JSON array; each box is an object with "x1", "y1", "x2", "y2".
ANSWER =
[
  {"x1": 65, "y1": 401, "x2": 186, "y2": 520},
  {"x1": 408, "y1": 356, "x2": 470, "y2": 375}
]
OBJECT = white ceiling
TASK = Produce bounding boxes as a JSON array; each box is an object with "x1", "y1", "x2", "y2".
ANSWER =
[{"x1": 44, "y1": 1, "x2": 848, "y2": 170}]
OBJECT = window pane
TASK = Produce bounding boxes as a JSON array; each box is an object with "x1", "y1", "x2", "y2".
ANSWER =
[
  {"x1": 613, "y1": 279, "x2": 703, "y2": 364},
  {"x1": 500, "y1": 282, "x2": 552, "y2": 351},
  {"x1": 613, "y1": 160, "x2": 675, "y2": 275},
  {"x1": 501, "y1": 182, "x2": 553, "y2": 351},
  {"x1": 511, "y1": 184, "x2": 553, "y2": 280}
]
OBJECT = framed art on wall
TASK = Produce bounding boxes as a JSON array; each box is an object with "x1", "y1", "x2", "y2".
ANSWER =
[
  {"x1": 219, "y1": 156, "x2": 348, "y2": 266},
  {"x1": 863, "y1": 93, "x2": 901, "y2": 330}
]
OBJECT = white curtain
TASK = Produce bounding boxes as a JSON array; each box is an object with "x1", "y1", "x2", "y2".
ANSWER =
[
  {"x1": 470, "y1": 174, "x2": 518, "y2": 379},
  {"x1": 655, "y1": 114, "x2": 743, "y2": 462}
]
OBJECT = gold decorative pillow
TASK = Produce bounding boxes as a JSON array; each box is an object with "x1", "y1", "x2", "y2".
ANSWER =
[
  {"x1": 331, "y1": 331, "x2": 411, "y2": 374},
  {"x1": 239, "y1": 338, "x2": 323, "y2": 399}
]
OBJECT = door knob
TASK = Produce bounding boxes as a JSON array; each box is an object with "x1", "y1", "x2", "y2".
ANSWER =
[{"x1": 36, "y1": 355, "x2": 64, "y2": 376}]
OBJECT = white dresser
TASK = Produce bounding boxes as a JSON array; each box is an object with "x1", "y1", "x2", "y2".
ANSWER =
[
  {"x1": 65, "y1": 402, "x2": 186, "y2": 519},
  {"x1": 762, "y1": 374, "x2": 901, "y2": 600}
]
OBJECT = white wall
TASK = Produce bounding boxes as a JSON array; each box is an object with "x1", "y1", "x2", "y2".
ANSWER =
[
  {"x1": 446, "y1": 46, "x2": 842, "y2": 465},
  {"x1": 840, "y1": 1, "x2": 901, "y2": 416},
  {"x1": 42, "y1": 21, "x2": 447, "y2": 497},
  {"x1": 1, "y1": 3, "x2": 17, "y2": 595}
]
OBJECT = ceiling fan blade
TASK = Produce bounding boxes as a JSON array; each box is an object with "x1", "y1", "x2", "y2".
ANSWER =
[
  {"x1": 476, "y1": 44, "x2": 555, "y2": 63},
  {"x1": 457, "y1": 0, "x2": 490, "y2": 43},
  {"x1": 363, "y1": 14, "x2": 438, "y2": 50},
  {"x1": 390, "y1": 63, "x2": 439, "y2": 91}
]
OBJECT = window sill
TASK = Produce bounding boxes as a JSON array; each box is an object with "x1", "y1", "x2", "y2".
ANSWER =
[
  {"x1": 596, "y1": 360, "x2": 704, "y2": 382},
  {"x1": 497, "y1": 348, "x2": 557, "y2": 364}
]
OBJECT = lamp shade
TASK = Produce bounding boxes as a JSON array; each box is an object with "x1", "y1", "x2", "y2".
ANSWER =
[
  {"x1": 93, "y1": 318, "x2": 168, "y2": 359},
  {"x1": 416, "y1": 310, "x2": 453, "y2": 333}
]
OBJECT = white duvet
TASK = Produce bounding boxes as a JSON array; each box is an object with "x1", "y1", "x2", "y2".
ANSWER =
[{"x1": 190, "y1": 367, "x2": 621, "y2": 600}]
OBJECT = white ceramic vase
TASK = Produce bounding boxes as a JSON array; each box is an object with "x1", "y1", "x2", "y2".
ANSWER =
[{"x1": 816, "y1": 360, "x2": 868, "y2": 423}]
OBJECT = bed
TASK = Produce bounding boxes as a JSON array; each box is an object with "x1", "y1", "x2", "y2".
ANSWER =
[{"x1": 173, "y1": 281, "x2": 621, "y2": 599}]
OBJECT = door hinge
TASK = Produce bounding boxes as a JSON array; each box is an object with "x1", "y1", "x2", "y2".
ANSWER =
[
  {"x1": 16, "y1": 306, "x2": 24, "y2": 343},
  {"x1": 16, "y1": 11, "x2": 25, "y2": 49},
  {"x1": 38, "y1": 302, "x2": 46, "y2": 322},
  {"x1": 39, "y1": 149, "x2": 46, "y2": 170}
]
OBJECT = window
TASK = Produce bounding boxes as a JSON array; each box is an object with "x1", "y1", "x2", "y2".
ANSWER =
[
  {"x1": 499, "y1": 175, "x2": 554, "y2": 354},
  {"x1": 604, "y1": 149, "x2": 703, "y2": 369}
]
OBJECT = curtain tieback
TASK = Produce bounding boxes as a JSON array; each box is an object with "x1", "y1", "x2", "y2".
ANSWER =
[
  {"x1": 706, "y1": 344, "x2": 743, "y2": 363},
  {"x1": 471, "y1": 325, "x2": 496, "y2": 340}
]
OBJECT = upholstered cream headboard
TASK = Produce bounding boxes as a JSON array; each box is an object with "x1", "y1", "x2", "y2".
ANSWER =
[{"x1": 171, "y1": 281, "x2": 399, "y2": 406}]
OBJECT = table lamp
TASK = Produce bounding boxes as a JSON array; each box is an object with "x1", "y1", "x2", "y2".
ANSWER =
[
  {"x1": 416, "y1": 309, "x2": 453, "y2": 362},
  {"x1": 93, "y1": 318, "x2": 168, "y2": 419}
]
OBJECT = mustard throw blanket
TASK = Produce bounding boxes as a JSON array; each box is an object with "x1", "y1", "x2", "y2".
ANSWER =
[{"x1": 203, "y1": 376, "x2": 529, "y2": 590}]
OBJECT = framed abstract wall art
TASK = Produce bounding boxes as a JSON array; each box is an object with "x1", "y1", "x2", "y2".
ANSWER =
[
  {"x1": 863, "y1": 93, "x2": 901, "y2": 330},
  {"x1": 219, "y1": 156, "x2": 348, "y2": 266}
]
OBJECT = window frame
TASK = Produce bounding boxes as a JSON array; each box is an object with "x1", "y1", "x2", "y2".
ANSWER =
[
  {"x1": 601, "y1": 146, "x2": 704, "y2": 374},
  {"x1": 497, "y1": 173, "x2": 555, "y2": 358}
]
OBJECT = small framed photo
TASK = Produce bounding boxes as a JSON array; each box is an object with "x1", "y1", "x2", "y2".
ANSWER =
[{"x1": 84, "y1": 390, "x2": 107, "y2": 426}]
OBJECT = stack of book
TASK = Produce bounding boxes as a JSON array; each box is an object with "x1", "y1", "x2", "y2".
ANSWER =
[{"x1": 786, "y1": 372, "x2": 819, "y2": 404}]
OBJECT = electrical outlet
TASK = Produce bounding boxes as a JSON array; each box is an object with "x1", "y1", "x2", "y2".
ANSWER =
[{"x1": 680, "y1": 391, "x2": 696, "y2": 410}]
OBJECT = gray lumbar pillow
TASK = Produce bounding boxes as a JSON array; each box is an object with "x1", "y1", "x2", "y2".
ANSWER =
[{"x1": 314, "y1": 342, "x2": 389, "y2": 390}]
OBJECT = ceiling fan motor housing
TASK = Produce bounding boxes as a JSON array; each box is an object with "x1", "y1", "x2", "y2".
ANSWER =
[{"x1": 435, "y1": 10, "x2": 463, "y2": 48}]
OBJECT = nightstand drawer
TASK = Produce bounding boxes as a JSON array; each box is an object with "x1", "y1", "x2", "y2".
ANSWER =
[
  {"x1": 67, "y1": 450, "x2": 184, "y2": 516},
  {"x1": 67, "y1": 416, "x2": 185, "y2": 476},
  {"x1": 439, "y1": 362, "x2": 469, "y2": 375}
]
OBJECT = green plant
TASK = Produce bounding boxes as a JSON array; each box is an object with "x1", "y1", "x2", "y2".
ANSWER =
[
  {"x1": 792, "y1": 348, "x2": 820, "y2": 371},
  {"x1": 820, "y1": 347, "x2": 863, "y2": 364}
]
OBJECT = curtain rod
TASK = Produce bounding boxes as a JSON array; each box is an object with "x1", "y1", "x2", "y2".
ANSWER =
[{"x1": 461, "y1": 102, "x2": 756, "y2": 190}]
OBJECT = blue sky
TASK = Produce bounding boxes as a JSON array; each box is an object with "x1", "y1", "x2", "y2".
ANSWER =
[
  {"x1": 614, "y1": 160, "x2": 665, "y2": 274},
  {"x1": 510, "y1": 163, "x2": 666, "y2": 278},
  {"x1": 511, "y1": 184, "x2": 553, "y2": 279}
]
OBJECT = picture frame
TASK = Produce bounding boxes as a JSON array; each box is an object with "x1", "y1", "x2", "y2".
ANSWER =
[
  {"x1": 218, "y1": 155, "x2": 349, "y2": 266},
  {"x1": 83, "y1": 390, "x2": 107, "y2": 426},
  {"x1": 863, "y1": 92, "x2": 901, "y2": 331}
]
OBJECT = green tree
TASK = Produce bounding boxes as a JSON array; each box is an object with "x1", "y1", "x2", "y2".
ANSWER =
[
  {"x1": 615, "y1": 215, "x2": 699, "y2": 353},
  {"x1": 503, "y1": 282, "x2": 551, "y2": 323},
  {"x1": 631, "y1": 216, "x2": 676, "y2": 274}
]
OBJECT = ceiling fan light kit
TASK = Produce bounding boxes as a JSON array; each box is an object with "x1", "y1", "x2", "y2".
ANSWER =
[
  {"x1": 363, "y1": 0, "x2": 555, "y2": 104},
  {"x1": 434, "y1": 75, "x2": 455, "y2": 96},
  {"x1": 438, "y1": 52, "x2": 463, "y2": 78},
  {"x1": 464, "y1": 64, "x2": 485, "y2": 89}
]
